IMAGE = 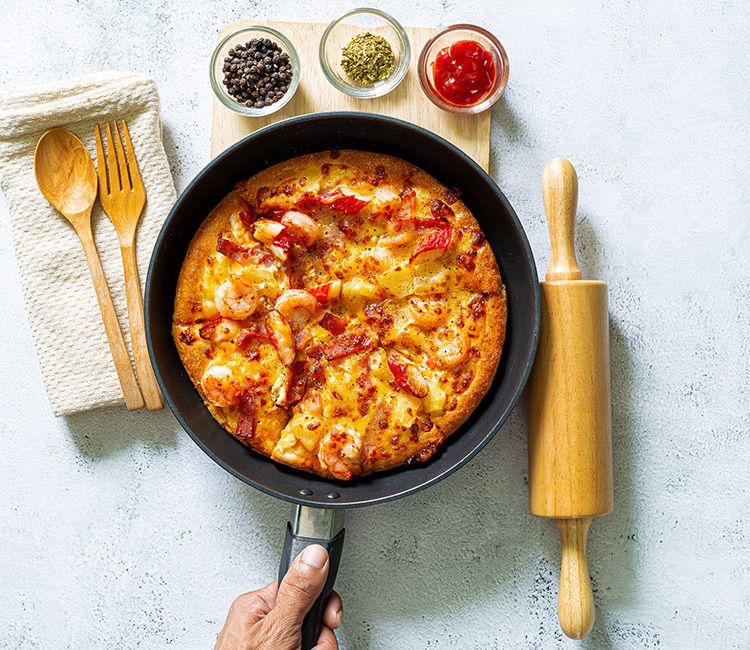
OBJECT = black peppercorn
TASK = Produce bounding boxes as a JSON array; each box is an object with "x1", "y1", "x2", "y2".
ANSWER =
[{"x1": 221, "y1": 36, "x2": 294, "y2": 109}]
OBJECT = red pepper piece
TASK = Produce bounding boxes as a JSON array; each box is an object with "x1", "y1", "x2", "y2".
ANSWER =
[
  {"x1": 407, "y1": 217, "x2": 451, "y2": 229},
  {"x1": 387, "y1": 354, "x2": 429, "y2": 398},
  {"x1": 387, "y1": 355, "x2": 411, "y2": 394},
  {"x1": 308, "y1": 284, "x2": 330, "y2": 304},
  {"x1": 317, "y1": 189, "x2": 370, "y2": 215},
  {"x1": 410, "y1": 227, "x2": 454, "y2": 261},
  {"x1": 294, "y1": 192, "x2": 319, "y2": 212},
  {"x1": 272, "y1": 230, "x2": 293, "y2": 252},
  {"x1": 308, "y1": 281, "x2": 341, "y2": 305}
]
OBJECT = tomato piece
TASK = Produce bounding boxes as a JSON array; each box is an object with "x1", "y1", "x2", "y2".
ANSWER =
[{"x1": 319, "y1": 312, "x2": 348, "y2": 335}]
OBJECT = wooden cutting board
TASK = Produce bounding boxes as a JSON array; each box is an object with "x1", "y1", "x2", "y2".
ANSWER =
[{"x1": 210, "y1": 20, "x2": 490, "y2": 170}]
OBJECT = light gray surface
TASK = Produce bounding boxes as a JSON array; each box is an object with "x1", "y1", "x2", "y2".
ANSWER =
[{"x1": 0, "y1": 1, "x2": 748, "y2": 648}]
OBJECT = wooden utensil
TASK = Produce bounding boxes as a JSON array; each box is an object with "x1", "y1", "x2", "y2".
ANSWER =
[
  {"x1": 94, "y1": 121, "x2": 163, "y2": 411},
  {"x1": 34, "y1": 128, "x2": 144, "y2": 411},
  {"x1": 527, "y1": 157, "x2": 613, "y2": 639}
]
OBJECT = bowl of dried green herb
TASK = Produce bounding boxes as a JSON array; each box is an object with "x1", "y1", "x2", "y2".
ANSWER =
[{"x1": 319, "y1": 8, "x2": 410, "y2": 99}]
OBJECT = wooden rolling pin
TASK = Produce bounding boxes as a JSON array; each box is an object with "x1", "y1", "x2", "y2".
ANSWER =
[{"x1": 527, "y1": 157, "x2": 614, "y2": 639}]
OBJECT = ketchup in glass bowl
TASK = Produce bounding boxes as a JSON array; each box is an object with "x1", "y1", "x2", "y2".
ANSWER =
[{"x1": 419, "y1": 25, "x2": 509, "y2": 113}]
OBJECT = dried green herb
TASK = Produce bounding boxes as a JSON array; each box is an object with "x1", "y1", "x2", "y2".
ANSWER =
[{"x1": 340, "y1": 32, "x2": 396, "y2": 84}]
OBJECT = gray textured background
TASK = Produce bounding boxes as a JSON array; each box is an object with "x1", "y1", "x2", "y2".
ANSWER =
[{"x1": 1, "y1": 1, "x2": 748, "y2": 648}]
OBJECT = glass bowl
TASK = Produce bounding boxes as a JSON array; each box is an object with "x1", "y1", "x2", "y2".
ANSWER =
[
  {"x1": 418, "y1": 24, "x2": 509, "y2": 114},
  {"x1": 319, "y1": 8, "x2": 410, "y2": 99},
  {"x1": 210, "y1": 25, "x2": 301, "y2": 117}
]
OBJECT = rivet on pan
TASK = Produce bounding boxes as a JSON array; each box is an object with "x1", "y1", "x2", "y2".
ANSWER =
[
  {"x1": 299, "y1": 488, "x2": 313, "y2": 496},
  {"x1": 326, "y1": 492, "x2": 340, "y2": 499}
]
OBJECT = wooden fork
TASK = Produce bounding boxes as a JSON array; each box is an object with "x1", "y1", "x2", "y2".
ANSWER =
[{"x1": 95, "y1": 121, "x2": 163, "y2": 411}]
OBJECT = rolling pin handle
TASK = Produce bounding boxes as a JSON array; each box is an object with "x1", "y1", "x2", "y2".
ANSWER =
[
  {"x1": 556, "y1": 517, "x2": 595, "y2": 640},
  {"x1": 542, "y1": 157, "x2": 582, "y2": 282}
]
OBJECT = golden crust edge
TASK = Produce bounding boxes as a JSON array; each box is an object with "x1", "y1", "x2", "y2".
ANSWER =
[{"x1": 431, "y1": 287, "x2": 507, "y2": 437}]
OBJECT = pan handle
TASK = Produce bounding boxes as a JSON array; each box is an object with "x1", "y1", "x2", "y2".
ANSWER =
[{"x1": 278, "y1": 505, "x2": 346, "y2": 650}]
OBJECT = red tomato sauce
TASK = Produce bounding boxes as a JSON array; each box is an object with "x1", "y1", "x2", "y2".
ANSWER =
[{"x1": 431, "y1": 40, "x2": 497, "y2": 106}]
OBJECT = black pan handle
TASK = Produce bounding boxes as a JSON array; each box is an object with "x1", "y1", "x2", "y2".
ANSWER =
[{"x1": 278, "y1": 506, "x2": 346, "y2": 650}]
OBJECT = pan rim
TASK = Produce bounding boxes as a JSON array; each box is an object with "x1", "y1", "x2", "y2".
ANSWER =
[{"x1": 146, "y1": 111, "x2": 540, "y2": 508}]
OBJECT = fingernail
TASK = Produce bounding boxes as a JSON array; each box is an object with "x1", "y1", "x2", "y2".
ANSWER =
[
  {"x1": 335, "y1": 607, "x2": 343, "y2": 627},
  {"x1": 300, "y1": 544, "x2": 328, "y2": 569}
]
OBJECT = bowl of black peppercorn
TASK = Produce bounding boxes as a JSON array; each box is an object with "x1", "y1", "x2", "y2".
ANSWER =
[{"x1": 210, "y1": 26, "x2": 300, "y2": 116}]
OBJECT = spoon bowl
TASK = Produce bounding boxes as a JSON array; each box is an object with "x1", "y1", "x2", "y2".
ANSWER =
[{"x1": 34, "y1": 128, "x2": 98, "y2": 220}]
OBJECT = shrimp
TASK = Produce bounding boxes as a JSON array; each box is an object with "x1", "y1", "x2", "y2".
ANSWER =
[
  {"x1": 253, "y1": 218, "x2": 285, "y2": 244},
  {"x1": 214, "y1": 278, "x2": 258, "y2": 320},
  {"x1": 200, "y1": 365, "x2": 241, "y2": 407},
  {"x1": 387, "y1": 351, "x2": 429, "y2": 398},
  {"x1": 429, "y1": 324, "x2": 470, "y2": 368},
  {"x1": 371, "y1": 186, "x2": 401, "y2": 214},
  {"x1": 378, "y1": 215, "x2": 418, "y2": 249},
  {"x1": 378, "y1": 230, "x2": 417, "y2": 250},
  {"x1": 274, "y1": 289, "x2": 321, "y2": 331},
  {"x1": 280, "y1": 211, "x2": 321, "y2": 247},
  {"x1": 318, "y1": 426, "x2": 364, "y2": 481},
  {"x1": 407, "y1": 296, "x2": 447, "y2": 330},
  {"x1": 265, "y1": 309, "x2": 296, "y2": 366},
  {"x1": 298, "y1": 390, "x2": 323, "y2": 416}
]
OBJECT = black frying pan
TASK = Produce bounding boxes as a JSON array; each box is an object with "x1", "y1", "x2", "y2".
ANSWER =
[{"x1": 145, "y1": 112, "x2": 539, "y2": 648}]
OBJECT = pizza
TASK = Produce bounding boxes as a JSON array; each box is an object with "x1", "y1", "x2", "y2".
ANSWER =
[{"x1": 172, "y1": 150, "x2": 506, "y2": 480}]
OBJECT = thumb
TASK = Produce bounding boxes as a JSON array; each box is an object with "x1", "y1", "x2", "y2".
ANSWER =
[{"x1": 270, "y1": 544, "x2": 329, "y2": 626}]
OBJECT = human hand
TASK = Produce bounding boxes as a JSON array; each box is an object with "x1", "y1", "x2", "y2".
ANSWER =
[{"x1": 215, "y1": 544, "x2": 342, "y2": 650}]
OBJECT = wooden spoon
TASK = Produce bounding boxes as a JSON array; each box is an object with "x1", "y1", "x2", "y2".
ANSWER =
[{"x1": 34, "y1": 128, "x2": 144, "y2": 411}]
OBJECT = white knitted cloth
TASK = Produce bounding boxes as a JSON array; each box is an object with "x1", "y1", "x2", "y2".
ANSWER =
[{"x1": 0, "y1": 72, "x2": 176, "y2": 416}]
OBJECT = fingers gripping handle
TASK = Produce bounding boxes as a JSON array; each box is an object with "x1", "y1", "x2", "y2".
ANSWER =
[{"x1": 278, "y1": 507, "x2": 346, "y2": 650}]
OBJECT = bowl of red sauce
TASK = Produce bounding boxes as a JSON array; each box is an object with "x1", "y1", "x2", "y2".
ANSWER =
[{"x1": 418, "y1": 24, "x2": 509, "y2": 113}]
